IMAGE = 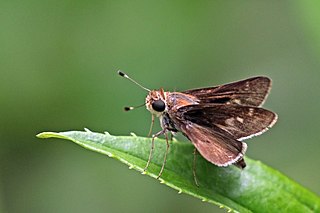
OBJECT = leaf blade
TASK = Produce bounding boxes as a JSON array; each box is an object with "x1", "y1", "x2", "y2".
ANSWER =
[{"x1": 37, "y1": 131, "x2": 320, "y2": 213}]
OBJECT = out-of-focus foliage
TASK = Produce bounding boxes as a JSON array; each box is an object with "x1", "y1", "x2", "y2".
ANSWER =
[{"x1": 1, "y1": 1, "x2": 320, "y2": 212}]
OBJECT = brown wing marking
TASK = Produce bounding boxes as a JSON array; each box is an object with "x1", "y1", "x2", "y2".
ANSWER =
[
  {"x1": 181, "y1": 104, "x2": 277, "y2": 141},
  {"x1": 183, "y1": 76, "x2": 271, "y2": 107},
  {"x1": 180, "y1": 123, "x2": 247, "y2": 167}
]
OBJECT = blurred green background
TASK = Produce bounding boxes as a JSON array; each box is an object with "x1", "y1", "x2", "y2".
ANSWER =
[{"x1": 1, "y1": 1, "x2": 320, "y2": 212}]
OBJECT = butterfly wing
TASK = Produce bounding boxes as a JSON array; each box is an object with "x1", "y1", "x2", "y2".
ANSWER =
[
  {"x1": 168, "y1": 103, "x2": 276, "y2": 168},
  {"x1": 164, "y1": 76, "x2": 276, "y2": 168},
  {"x1": 179, "y1": 123, "x2": 247, "y2": 167},
  {"x1": 183, "y1": 76, "x2": 271, "y2": 107},
  {"x1": 179, "y1": 104, "x2": 277, "y2": 140}
]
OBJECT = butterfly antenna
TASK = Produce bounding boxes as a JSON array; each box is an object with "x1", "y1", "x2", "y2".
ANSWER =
[
  {"x1": 118, "y1": 70, "x2": 150, "y2": 92},
  {"x1": 124, "y1": 103, "x2": 146, "y2": 111},
  {"x1": 118, "y1": 70, "x2": 148, "y2": 111}
]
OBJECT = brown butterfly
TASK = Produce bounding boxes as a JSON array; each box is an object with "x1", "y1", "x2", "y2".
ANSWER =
[{"x1": 118, "y1": 71, "x2": 277, "y2": 184}]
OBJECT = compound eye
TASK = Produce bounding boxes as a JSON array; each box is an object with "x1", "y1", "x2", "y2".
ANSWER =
[{"x1": 152, "y1": 99, "x2": 166, "y2": 112}]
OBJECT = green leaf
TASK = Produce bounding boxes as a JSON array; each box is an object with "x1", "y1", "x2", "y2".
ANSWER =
[{"x1": 36, "y1": 130, "x2": 320, "y2": 212}]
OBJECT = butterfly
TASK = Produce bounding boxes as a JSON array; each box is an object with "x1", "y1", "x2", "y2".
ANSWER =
[{"x1": 119, "y1": 71, "x2": 277, "y2": 184}]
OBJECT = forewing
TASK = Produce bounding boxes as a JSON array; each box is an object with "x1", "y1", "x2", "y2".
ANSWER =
[
  {"x1": 180, "y1": 104, "x2": 277, "y2": 140},
  {"x1": 183, "y1": 76, "x2": 271, "y2": 107},
  {"x1": 180, "y1": 123, "x2": 247, "y2": 167}
]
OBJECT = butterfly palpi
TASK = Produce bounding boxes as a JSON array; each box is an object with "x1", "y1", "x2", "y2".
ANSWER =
[{"x1": 118, "y1": 71, "x2": 277, "y2": 183}]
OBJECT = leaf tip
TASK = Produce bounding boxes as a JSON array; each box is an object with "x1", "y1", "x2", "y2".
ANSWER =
[
  {"x1": 36, "y1": 132, "x2": 57, "y2": 139},
  {"x1": 36, "y1": 133, "x2": 44, "y2": 138}
]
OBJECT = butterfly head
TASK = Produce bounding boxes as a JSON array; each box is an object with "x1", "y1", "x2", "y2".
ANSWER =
[
  {"x1": 146, "y1": 88, "x2": 167, "y2": 117},
  {"x1": 118, "y1": 70, "x2": 168, "y2": 116}
]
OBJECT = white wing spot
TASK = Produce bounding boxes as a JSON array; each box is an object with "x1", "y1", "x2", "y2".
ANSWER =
[
  {"x1": 225, "y1": 118, "x2": 235, "y2": 125},
  {"x1": 234, "y1": 99, "x2": 241, "y2": 104},
  {"x1": 248, "y1": 108, "x2": 254, "y2": 116},
  {"x1": 236, "y1": 117, "x2": 244, "y2": 123},
  {"x1": 245, "y1": 82, "x2": 250, "y2": 90}
]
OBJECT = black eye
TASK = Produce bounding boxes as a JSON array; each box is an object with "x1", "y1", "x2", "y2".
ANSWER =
[{"x1": 152, "y1": 100, "x2": 166, "y2": 112}]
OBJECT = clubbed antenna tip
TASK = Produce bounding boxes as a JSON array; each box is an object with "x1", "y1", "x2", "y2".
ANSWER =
[
  {"x1": 117, "y1": 70, "x2": 150, "y2": 92},
  {"x1": 118, "y1": 70, "x2": 126, "y2": 77},
  {"x1": 124, "y1": 106, "x2": 133, "y2": 111}
]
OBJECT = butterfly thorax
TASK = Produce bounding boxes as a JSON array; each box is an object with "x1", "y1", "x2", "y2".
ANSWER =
[
  {"x1": 166, "y1": 92, "x2": 200, "y2": 111},
  {"x1": 146, "y1": 89, "x2": 200, "y2": 133}
]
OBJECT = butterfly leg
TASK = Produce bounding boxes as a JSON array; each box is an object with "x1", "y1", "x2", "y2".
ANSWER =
[
  {"x1": 157, "y1": 131, "x2": 170, "y2": 179},
  {"x1": 147, "y1": 114, "x2": 155, "y2": 137},
  {"x1": 193, "y1": 148, "x2": 199, "y2": 187},
  {"x1": 144, "y1": 128, "x2": 166, "y2": 173},
  {"x1": 169, "y1": 132, "x2": 173, "y2": 141}
]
